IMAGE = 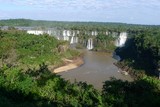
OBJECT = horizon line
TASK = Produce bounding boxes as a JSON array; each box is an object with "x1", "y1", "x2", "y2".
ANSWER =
[{"x1": 0, "y1": 18, "x2": 160, "y2": 26}]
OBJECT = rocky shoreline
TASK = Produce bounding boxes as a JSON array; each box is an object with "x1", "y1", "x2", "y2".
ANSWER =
[{"x1": 114, "y1": 62, "x2": 145, "y2": 79}]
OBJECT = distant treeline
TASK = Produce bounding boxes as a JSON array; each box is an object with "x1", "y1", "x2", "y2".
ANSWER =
[{"x1": 0, "y1": 19, "x2": 160, "y2": 32}]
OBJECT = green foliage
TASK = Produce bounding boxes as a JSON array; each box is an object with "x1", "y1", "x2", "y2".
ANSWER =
[
  {"x1": 0, "y1": 30, "x2": 102, "y2": 106},
  {"x1": 94, "y1": 34, "x2": 116, "y2": 52},
  {"x1": 1, "y1": 64, "x2": 159, "y2": 107},
  {"x1": 116, "y1": 30, "x2": 160, "y2": 76},
  {"x1": 0, "y1": 19, "x2": 160, "y2": 107},
  {"x1": 102, "y1": 77, "x2": 160, "y2": 107},
  {"x1": 1, "y1": 19, "x2": 160, "y2": 32},
  {"x1": 0, "y1": 65, "x2": 103, "y2": 107},
  {"x1": 0, "y1": 30, "x2": 80, "y2": 69},
  {"x1": 134, "y1": 31, "x2": 160, "y2": 70}
]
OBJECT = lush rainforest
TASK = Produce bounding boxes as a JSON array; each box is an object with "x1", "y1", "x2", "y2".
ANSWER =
[
  {"x1": 0, "y1": 19, "x2": 160, "y2": 31},
  {"x1": 0, "y1": 19, "x2": 160, "y2": 107}
]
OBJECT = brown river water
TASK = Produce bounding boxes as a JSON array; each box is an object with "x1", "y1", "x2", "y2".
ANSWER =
[{"x1": 58, "y1": 50, "x2": 133, "y2": 90}]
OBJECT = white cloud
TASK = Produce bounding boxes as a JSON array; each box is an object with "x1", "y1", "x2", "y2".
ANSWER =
[
  {"x1": 1, "y1": 0, "x2": 160, "y2": 10},
  {"x1": 1, "y1": 0, "x2": 160, "y2": 24}
]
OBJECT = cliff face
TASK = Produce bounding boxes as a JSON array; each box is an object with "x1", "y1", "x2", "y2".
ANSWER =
[{"x1": 25, "y1": 28, "x2": 129, "y2": 51}]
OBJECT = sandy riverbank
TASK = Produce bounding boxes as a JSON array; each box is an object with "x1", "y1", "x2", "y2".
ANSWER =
[{"x1": 53, "y1": 57, "x2": 84, "y2": 73}]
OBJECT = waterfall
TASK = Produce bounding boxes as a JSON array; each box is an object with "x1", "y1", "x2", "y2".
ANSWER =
[
  {"x1": 113, "y1": 32, "x2": 127, "y2": 61},
  {"x1": 115, "y1": 32, "x2": 127, "y2": 47},
  {"x1": 91, "y1": 31, "x2": 98, "y2": 36},
  {"x1": 63, "y1": 30, "x2": 66, "y2": 36},
  {"x1": 72, "y1": 31, "x2": 75, "y2": 36},
  {"x1": 77, "y1": 30, "x2": 80, "y2": 34},
  {"x1": 70, "y1": 31, "x2": 75, "y2": 44},
  {"x1": 87, "y1": 38, "x2": 93, "y2": 50},
  {"x1": 91, "y1": 31, "x2": 94, "y2": 36},
  {"x1": 70, "y1": 36, "x2": 74, "y2": 44},
  {"x1": 63, "y1": 35, "x2": 69, "y2": 41},
  {"x1": 63, "y1": 36, "x2": 66, "y2": 41},
  {"x1": 62, "y1": 30, "x2": 69, "y2": 41},
  {"x1": 70, "y1": 36, "x2": 78, "y2": 44},
  {"x1": 95, "y1": 31, "x2": 98, "y2": 36},
  {"x1": 67, "y1": 30, "x2": 71, "y2": 36},
  {"x1": 75, "y1": 37, "x2": 78, "y2": 43}
]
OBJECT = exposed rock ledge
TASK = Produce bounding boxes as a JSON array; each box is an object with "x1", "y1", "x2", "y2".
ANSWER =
[{"x1": 53, "y1": 57, "x2": 84, "y2": 73}]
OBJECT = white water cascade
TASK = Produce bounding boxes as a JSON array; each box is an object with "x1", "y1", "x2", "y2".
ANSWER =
[
  {"x1": 70, "y1": 31, "x2": 78, "y2": 44},
  {"x1": 115, "y1": 32, "x2": 127, "y2": 47},
  {"x1": 70, "y1": 36, "x2": 74, "y2": 44},
  {"x1": 75, "y1": 37, "x2": 78, "y2": 43},
  {"x1": 63, "y1": 30, "x2": 69, "y2": 41},
  {"x1": 87, "y1": 38, "x2": 93, "y2": 50},
  {"x1": 73, "y1": 37, "x2": 78, "y2": 44},
  {"x1": 113, "y1": 32, "x2": 128, "y2": 61},
  {"x1": 63, "y1": 36, "x2": 69, "y2": 41}
]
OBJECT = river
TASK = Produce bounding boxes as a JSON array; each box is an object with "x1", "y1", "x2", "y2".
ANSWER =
[{"x1": 58, "y1": 50, "x2": 133, "y2": 90}]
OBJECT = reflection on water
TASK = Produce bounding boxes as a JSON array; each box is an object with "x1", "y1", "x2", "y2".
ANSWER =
[{"x1": 58, "y1": 50, "x2": 133, "y2": 90}]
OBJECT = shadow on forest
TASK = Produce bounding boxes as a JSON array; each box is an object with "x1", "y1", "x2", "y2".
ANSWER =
[
  {"x1": 114, "y1": 38, "x2": 158, "y2": 76},
  {"x1": 0, "y1": 63, "x2": 59, "y2": 107},
  {"x1": 0, "y1": 86, "x2": 57, "y2": 107},
  {"x1": 0, "y1": 63, "x2": 160, "y2": 107},
  {"x1": 0, "y1": 63, "x2": 103, "y2": 107},
  {"x1": 102, "y1": 77, "x2": 160, "y2": 107}
]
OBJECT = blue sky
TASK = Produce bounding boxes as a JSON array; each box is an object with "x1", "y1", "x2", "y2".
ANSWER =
[{"x1": 0, "y1": 0, "x2": 160, "y2": 25}]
